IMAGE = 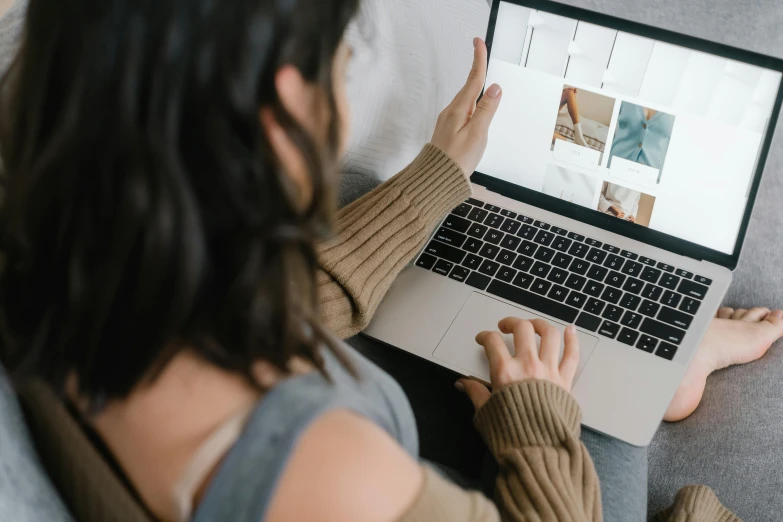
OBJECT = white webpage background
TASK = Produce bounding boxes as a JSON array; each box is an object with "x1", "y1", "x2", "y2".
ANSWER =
[{"x1": 480, "y1": 3, "x2": 783, "y2": 254}]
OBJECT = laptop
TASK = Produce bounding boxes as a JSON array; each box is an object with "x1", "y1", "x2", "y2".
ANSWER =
[{"x1": 364, "y1": 0, "x2": 783, "y2": 446}]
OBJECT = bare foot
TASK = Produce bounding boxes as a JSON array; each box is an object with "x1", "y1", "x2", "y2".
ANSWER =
[{"x1": 664, "y1": 307, "x2": 783, "y2": 422}]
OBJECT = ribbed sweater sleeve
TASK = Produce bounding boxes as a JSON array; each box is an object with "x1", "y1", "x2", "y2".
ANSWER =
[{"x1": 317, "y1": 143, "x2": 471, "y2": 339}]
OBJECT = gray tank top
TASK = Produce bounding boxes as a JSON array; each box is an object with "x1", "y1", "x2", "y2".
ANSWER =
[{"x1": 190, "y1": 342, "x2": 419, "y2": 522}]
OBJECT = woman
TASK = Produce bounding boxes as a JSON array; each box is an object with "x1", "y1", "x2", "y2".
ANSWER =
[{"x1": 1, "y1": 1, "x2": 782, "y2": 521}]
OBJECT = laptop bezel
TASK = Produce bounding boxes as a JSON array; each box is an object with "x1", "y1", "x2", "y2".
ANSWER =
[{"x1": 477, "y1": 0, "x2": 783, "y2": 271}]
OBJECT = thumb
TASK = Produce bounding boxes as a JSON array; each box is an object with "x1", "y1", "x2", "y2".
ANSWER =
[
  {"x1": 469, "y1": 84, "x2": 502, "y2": 134},
  {"x1": 456, "y1": 378, "x2": 491, "y2": 411}
]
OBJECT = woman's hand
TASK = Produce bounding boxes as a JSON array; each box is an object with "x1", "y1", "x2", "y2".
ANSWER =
[
  {"x1": 457, "y1": 318, "x2": 579, "y2": 411},
  {"x1": 430, "y1": 38, "x2": 502, "y2": 177},
  {"x1": 608, "y1": 205, "x2": 626, "y2": 219}
]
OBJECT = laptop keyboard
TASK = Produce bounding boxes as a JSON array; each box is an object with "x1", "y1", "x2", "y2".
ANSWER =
[{"x1": 416, "y1": 198, "x2": 713, "y2": 362}]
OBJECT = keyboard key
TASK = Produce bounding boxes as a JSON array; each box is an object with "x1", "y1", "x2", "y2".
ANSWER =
[
  {"x1": 641, "y1": 284, "x2": 663, "y2": 301},
  {"x1": 622, "y1": 277, "x2": 643, "y2": 295},
  {"x1": 467, "y1": 198, "x2": 484, "y2": 206},
  {"x1": 569, "y1": 259, "x2": 590, "y2": 275},
  {"x1": 604, "y1": 254, "x2": 624, "y2": 271},
  {"x1": 576, "y1": 312, "x2": 602, "y2": 332},
  {"x1": 463, "y1": 238, "x2": 483, "y2": 254},
  {"x1": 587, "y1": 248, "x2": 607, "y2": 264},
  {"x1": 467, "y1": 223, "x2": 489, "y2": 238},
  {"x1": 678, "y1": 279, "x2": 709, "y2": 300},
  {"x1": 640, "y1": 318, "x2": 686, "y2": 345},
  {"x1": 486, "y1": 280, "x2": 579, "y2": 323},
  {"x1": 534, "y1": 230, "x2": 554, "y2": 246},
  {"x1": 566, "y1": 291, "x2": 587, "y2": 309},
  {"x1": 548, "y1": 284, "x2": 569, "y2": 302},
  {"x1": 658, "y1": 306, "x2": 693, "y2": 330},
  {"x1": 466, "y1": 272, "x2": 491, "y2": 290},
  {"x1": 518, "y1": 224, "x2": 537, "y2": 240},
  {"x1": 433, "y1": 259, "x2": 454, "y2": 276},
  {"x1": 661, "y1": 290, "x2": 681, "y2": 308},
  {"x1": 620, "y1": 250, "x2": 638, "y2": 260},
  {"x1": 500, "y1": 209, "x2": 517, "y2": 218},
  {"x1": 484, "y1": 203, "x2": 501, "y2": 213},
  {"x1": 584, "y1": 282, "x2": 605, "y2": 298},
  {"x1": 675, "y1": 269, "x2": 693, "y2": 279},
  {"x1": 585, "y1": 298, "x2": 605, "y2": 315},
  {"x1": 695, "y1": 275, "x2": 712, "y2": 286},
  {"x1": 619, "y1": 293, "x2": 641, "y2": 311},
  {"x1": 416, "y1": 253, "x2": 437, "y2": 270},
  {"x1": 587, "y1": 265, "x2": 608, "y2": 282},
  {"x1": 468, "y1": 207, "x2": 489, "y2": 222},
  {"x1": 599, "y1": 321, "x2": 620, "y2": 339},
  {"x1": 621, "y1": 261, "x2": 643, "y2": 277},
  {"x1": 496, "y1": 266, "x2": 517, "y2": 283},
  {"x1": 443, "y1": 214, "x2": 471, "y2": 233},
  {"x1": 601, "y1": 287, "x2": 622, "y2": 304},
  {"x1": 533, "y1": 246, "x2": 555, "y2": 263},
  {"x1": 517, "y1": 240, "x2": 537, "y2": 257},
  {"x1": 551, "y1": 226, "x2": 568, "y2": 236},
  {"x1": 552, "y1": 252, "x2": 573, "y2": 269},
  {"x1": 512, "y1": 272, "x2": 534, "y2": 289},
  {"x1": 659, "y1": 273, "x2": 680, "y2": 290},
  {"x1": 565, "y1": 274, "x2": 586, "y2": 291},
  {"x1": 449, "y1": 266, "x2": 470, "y2": 282},
  {"x1": 530, "y1": 278, "x2": 552, "y2": 296},
  {"x1": 484, "y1": 229, "x2": 504, "y2": 245},
  {"x1": 479, "y1": 244, "x2": 500, "y2": 260},
  {"x1": 518, "y1": 215, "x2": 534, "y2": 224},
  {"x1": 463, "y1": 253, "x2": 482, "y2": 270},
  {"x1": 496, "y1": 249, "x2": 517, "y2": 266},
  {"x1": 552, "y1": 236, "x2": 572, "y2": 253},
  {"x1": 584, "y1": 238, "x2": 602, "y2": 247},
  {"x1": 618, "y1": 328, "x2": 640, "y2": 346},
  {"x1": 534, "y1": 220, "x2": 551, "y2": 230},
  {"x1": 639, "y1": 256, "x2": 656, "y2": 266},
  {"x1": 640, "y1": 266, "x2": 661, "y2": 284},
  {"x1": 637, "y1": 335, "x2": 658, "y2": 353},
  {"x1": 484, "y1": 213, "x2": 504, "y2": 229},
  {"x1": 435, "y1": 227, "x2": 467, "y2": 247},
  {"x1": 602, "y1": 304, "x2": 623, "y2": 322},
  {"x1": 568, "y1": 242, "x2": 589, "y2": 258},
  {"x1": 531, "y1": 261, "x2": 552, "y2": 278},
  {"x1": 605, "y1": 271, "x2": 626, "y2": 288},
  {"x1": 500, "y1": 218, "x2": 521, "y2": 235},
  {"x1": 602, "y1": 244, "x2": 619, "y2": 253},
  {"x1": 656, "y1": 262, "x2": 674, "y2": 273},
  {"x1": 640, "y1": 300, "x2": 660, "y2": 317},
  {"x1": 620, "y1": 311, "x2": 643, "y2": 329},
  {"x1": 655, "y1": 342, "x2": 678, "y2": 360},
  {"x1": 568, "y1": 232, "x2": 586, "y2": 241},
  {"x1": 512, "y1": 255, "x2": 534, "y2": 272},
  {"x1": 500, "y1": 235, "x2": 522, "y2": 251},
  {"x1": 452, "y1": 203, "x2": 472, "y2": 218},
  {"x1": 547, "y1": 267, "x2": 568, "y2": 285},
  {"x1": 424, "y1": 241, "x2": 466, "y2": 264},
  {"x1": 478, "y1": 259, "x2": 500, "y2": 277},
  {"x1": 679, "y1": 297, "x2": 701, "y2": 315}
]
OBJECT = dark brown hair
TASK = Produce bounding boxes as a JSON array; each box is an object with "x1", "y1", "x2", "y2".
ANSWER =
[{"x1": 0, "y1": 0, "x2": 359, "y2": 404}]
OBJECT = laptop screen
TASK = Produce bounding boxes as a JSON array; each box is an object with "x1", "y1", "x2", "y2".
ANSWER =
[{"x1": 479, "y1": 1, "x2": 783, "y2": 255}]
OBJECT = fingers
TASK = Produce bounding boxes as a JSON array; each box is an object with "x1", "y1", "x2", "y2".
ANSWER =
[
  {"x1": 742, "y1": 307, "x2": 771, "y2": 322},
  {"x1": 717, "y1": 307, "x2": 734, "y2": 319},
  {"x1": 456, "y1": 378, "x2": 491, "y2": 411},
  {"x1": 476, "y1": 330, "x2": 512, "y2": 369},
  {"x1": 497, "y1": 317, "x2": 536, "y2": 361},
  {"x1": 529, "y1": 319, "x2": 561, "y2": 367},
  {"x1": 451, "y1": 38, "x2": 489, "y2": 115},
  {"x1": 559, "y1": 324, "x2": 580, "y2": 386},
  {"x1": 469, "y1": 83, "x2": 503, "y2": 135}
]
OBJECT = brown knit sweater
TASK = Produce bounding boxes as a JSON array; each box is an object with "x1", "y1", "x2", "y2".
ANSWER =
[{"x1": 318, "y1": 143, "x2": 741, "y2": 522}]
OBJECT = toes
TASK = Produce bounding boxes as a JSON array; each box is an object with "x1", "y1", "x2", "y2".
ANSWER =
[
  {"x1": 742, "y1": 307, "x2": 771, "y2": 322},
  {"x1": 765, "y1": 310, "x2": 783, "y2": 328},
  {"x1": 731, "y1": 308, "x2": 749, "y2": 320},
  {"x1": 717, "y1": 307, "x2": 734, "y2": 319}
]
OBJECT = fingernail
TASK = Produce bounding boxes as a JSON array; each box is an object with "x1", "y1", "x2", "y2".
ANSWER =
[
  {"x1": 473, "y1": 37, "x2": 479, "y2": 48},
  {"x1": 454, "y1": 381, "x2": 465, "y2": 392},
  {"x1": 486, "y1": 84, "x2": 501, "y2": 98},
  {"x1": 567, "y1": 324, "x2": 576, "y2": 335}
]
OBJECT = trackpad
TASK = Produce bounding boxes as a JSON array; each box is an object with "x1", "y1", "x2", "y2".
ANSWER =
[{"x1": 433, "y1": 293, "x2": 597, "y2": 383}]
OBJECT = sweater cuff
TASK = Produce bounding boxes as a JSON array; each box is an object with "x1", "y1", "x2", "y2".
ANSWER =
[
  {"x1": 473, "y1": 380, "x2": 582, "y2": 456},
  {"x1": 654, "y1": 486, "x2": 741, "y2": 522}
]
